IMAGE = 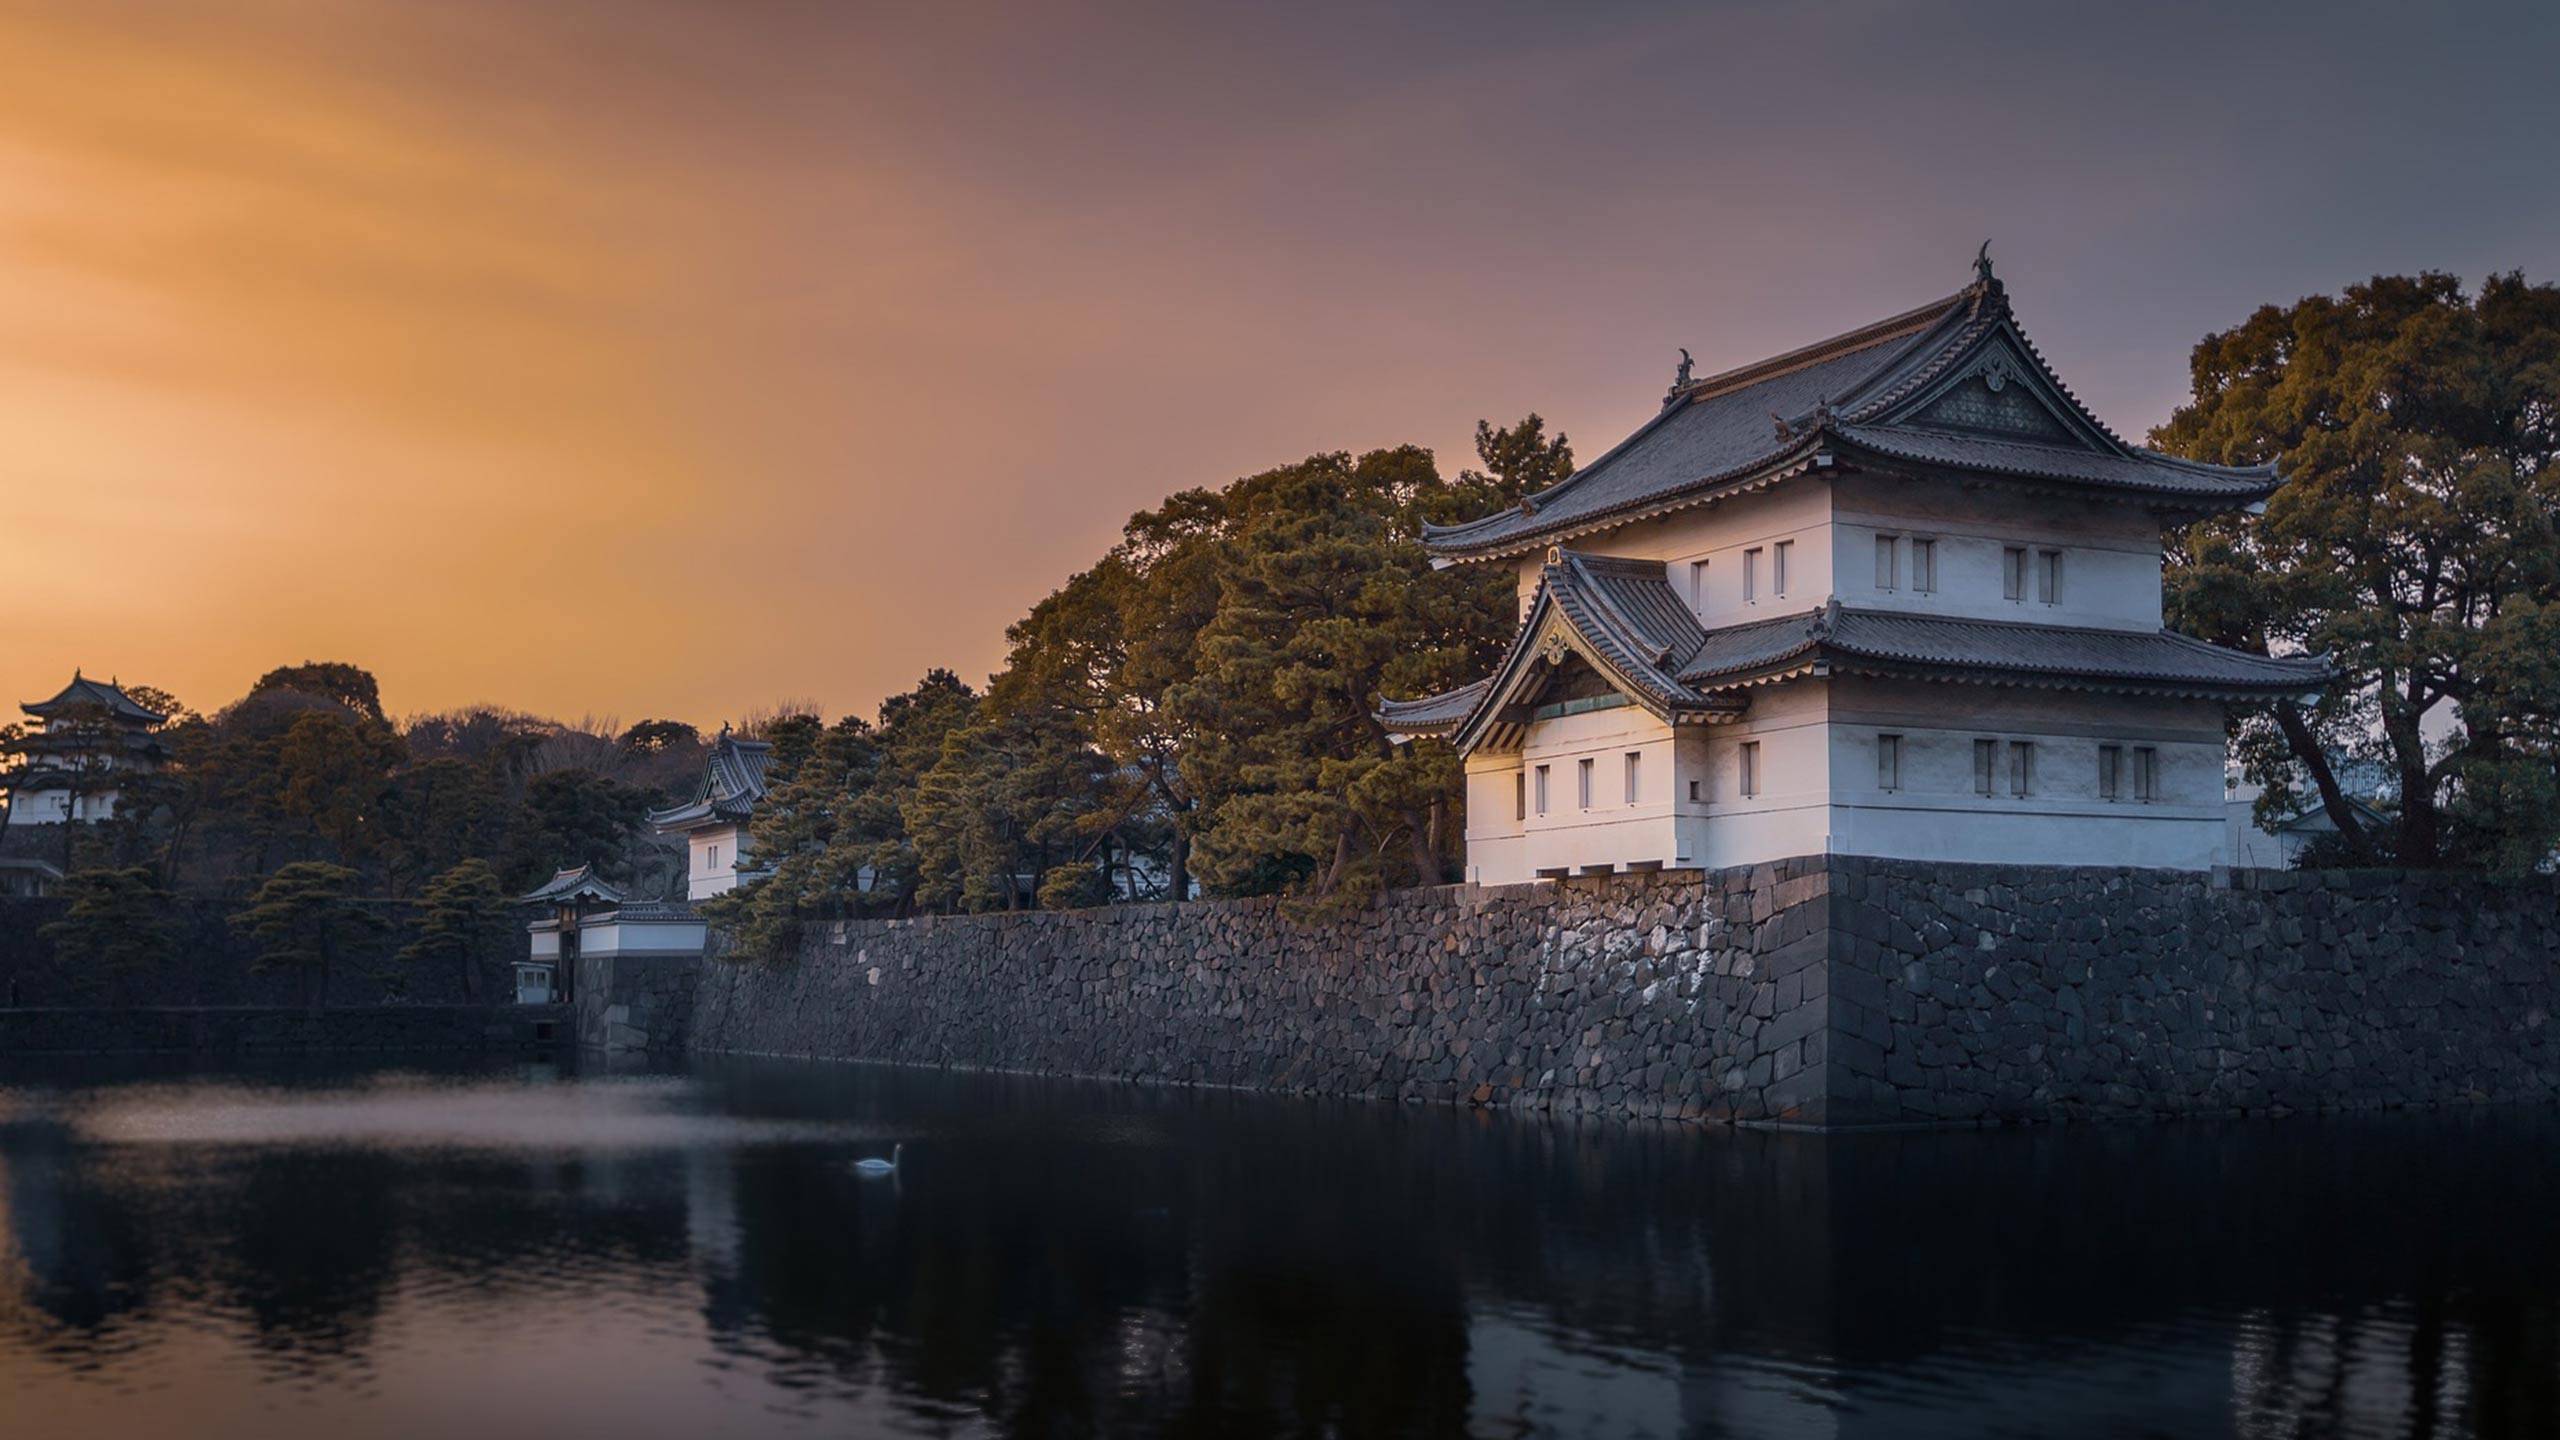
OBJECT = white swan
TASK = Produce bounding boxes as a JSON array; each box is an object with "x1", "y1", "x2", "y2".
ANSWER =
[{"x1": 853, "y1": 1143, "x2": 902, "y2": 1177}]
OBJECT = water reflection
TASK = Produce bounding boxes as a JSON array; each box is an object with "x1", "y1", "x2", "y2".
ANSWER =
[{"x1": 1, "y1": 1054, "x2": 2554, "y2": 1438}]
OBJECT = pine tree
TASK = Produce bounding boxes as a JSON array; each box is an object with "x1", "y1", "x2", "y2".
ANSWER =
[
  {"x1": 397, "y1": 858, "x2": 514, "y2": 1002},
  {"x1": 235, "y1": 862, "x2": 384, "y2": 1010}
]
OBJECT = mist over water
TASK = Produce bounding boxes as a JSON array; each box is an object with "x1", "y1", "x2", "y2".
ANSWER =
[{"x1": 1, "y1": 1054, "x2": 2554, "y2": 1439}]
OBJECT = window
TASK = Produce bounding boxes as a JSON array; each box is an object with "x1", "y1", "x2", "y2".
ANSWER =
[
  {"x1": 1743, "y1": 547, "x2": 1762, "y2": 602},
  {"x1": 1773, "y1": 540, "x2": 1793, "y2": 597},
  {"x1": 1973, "y1": 738, "x2": 1998, "y2": 797},
  {"x1": 1624, "y1": 751, "x2": 1642, "y2": 805},
  {"x1": 1688, "y1": 779, "x2": 1702, "y2": 803},
  {"x1": 2098, "y1": 744, "x2": 2122, "y2": 801},
  {"x1": 1877, "y1": 733, "x2": 1903, "y2": 791},
  {"x1": 1689, "y1": 559, "x2": 1710, "y2": 610},
  {"x1": 2009, "y1": 740, "x2": 2036, "y2": 797},
  {"x1": 1577, "y1": 757, "x2": 1594, "y2": 810},
  {"x1": 1874, "y1": 534, "x2": 1898, "y2": 591},
  {"x1": 1514, "y1": 772, "x2": 1527, "y2": 822},
  {"x1": 1911, "y1": 538, "x2": 1937, "y2": 594},
  {"x1": 2133, "y1": 746, "x2": 2159, "y2": 802},
  {"x1": 1738, "y1": 741, "x2": 1762, "y2": 799},
  {"x1": 708, "y1": 844, "x2": 720, "y2": 870},
  {"x1": 1534, "y1": 765, "x2": 1550, "y2": 816},
  {"x1": 2002, "y1": 546, "x2": 2029, "y2": 601},
  {"x1": 2038, "y1": 549, "x2": 2063, "y2": 605}
]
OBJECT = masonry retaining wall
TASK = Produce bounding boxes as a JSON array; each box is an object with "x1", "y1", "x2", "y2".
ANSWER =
[{"x1": 686, "y1": 856, "x2": 2560, "y2": 1128}]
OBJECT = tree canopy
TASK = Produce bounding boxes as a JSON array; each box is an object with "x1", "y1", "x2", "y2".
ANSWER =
[{"x1": 2156, "y1": 271, "x2": 2560, "y2": 872}]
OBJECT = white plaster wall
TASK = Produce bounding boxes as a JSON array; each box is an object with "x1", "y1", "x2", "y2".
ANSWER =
[
  {"x1": 1689, "y1": 680, "x2": 1834, "y2": 870},
  {"x1": 6, "y1": 788, "x2": 121, "y2": 822},
  {"x1": 1463, "y1": 752, "x2": 1527, "y2": 886},
  {"x1": 688, "y1": 823, "x2": 747, "y2": 901},
  {"x1": 580, "y1": 916, "x2": 709, "y2": 960},
  {"x1": 1831, "y1": 475, "x2": 2165, "y2": 631},
  {"x1": 1512, "y1": 704, "x2": 1681, "y2": 880},
  {"x1": 1509, "y1": 482, "x2": 1835, "y2": 628},
  {"x1": 1823, "y1": 677, "x2": 2228, "y2": 869},
  {"x1": 528, "y1": 927, "x2": 562, "y2": 961}
]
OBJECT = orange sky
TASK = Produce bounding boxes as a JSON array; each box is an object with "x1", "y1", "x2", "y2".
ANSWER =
[{"x1": 4, "y1": 0, "x2": 2554, "y2": 729}]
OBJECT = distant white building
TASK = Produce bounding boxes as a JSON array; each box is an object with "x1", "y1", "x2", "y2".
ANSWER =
[
  {"x1": 2, "y1": 673, "x2": 171, "y2": 896},
  {"x1": 7, "y1": 673, "x2": 168, "y2": 826},
  {"x1": 2222, "y1": 763, "x2": 2391, "y2": 870},
  {"x1": 519, "y1": 863, "x2": 708, "y2": 1006},
  {"x1": 646, "y1": 724, "x2": 772, "y2": 900},
  {"x1": 518, "y1": 728, "x2": 769, "y2": 1006},
  {"x1": 1383, "y1": 259, "x2": 2331, "y2": 883}
]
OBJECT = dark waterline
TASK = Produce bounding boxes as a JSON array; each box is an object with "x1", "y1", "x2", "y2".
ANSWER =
[{"x1": 1, "y1": 1052, "x2": 2554, "y2": 1439}]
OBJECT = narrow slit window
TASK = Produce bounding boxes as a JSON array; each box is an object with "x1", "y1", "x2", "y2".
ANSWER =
[
  {"x1": 1689, "y1": 559, "x2": 1710, "y2": 611},
  {"x1": 1514, "y1": 772, "x2": 1527, "y2": 822},
  {"x1": 2038, "y1": 549, "x2": 2063, "y2": 605},
  {"x1": 1688, "y1": 779, "x2": 1702, "y2": 803},
  {"x1": 1739, "y1": 741, "x2": 1761, "y2": 799},
  {"x1": 1534, "y1": 765, "x2": 1549, "y2": 816},
  {"x1": 1911, "y1": 537, "x2": 1937, "y2": 594},
  {"x1": 2133, "y1": 746, "x2": 2159, "y2": 802},
  {"x1": 1973, "y1": 738, "x2": 1997, "y2": 797},
  {"x1": 1743, "y1": 547, "x2": 1762, "y2": 603},
  {"x1": 1624, "y1": 751, "x2": 1642, "y2": 805},
  {"x1": 1773, "y1": 540, "x2": 1793, "y2": 597},
  {"x1": 1875, "y1": 534, "x2": 1898, "y2": 592},
  {"x1": 1577, "y1": 757, "x2": 1594, "y2": 810},
  {"x1": 2009, "y1": 740, "x2": 2036, "y2": 797},
  {"x1": 2098, "y1": 744, "x2": 2122, "y2": 801},
  {"x1": 2002, "y1": 546, "x2": 2028, "y2": 601},
  {"x1": 1878, "y1": 733, "x2": 1902, "y2": 792}
]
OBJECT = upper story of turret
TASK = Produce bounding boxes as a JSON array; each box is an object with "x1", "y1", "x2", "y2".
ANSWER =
[{"x1": 1420, "y1": 263, "x2": 2282, "y2": 635}]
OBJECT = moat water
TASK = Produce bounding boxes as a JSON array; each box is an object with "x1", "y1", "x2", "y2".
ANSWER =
[{"x1": 0, "y1": 1053, "x2": 2553, "y2": 1439}]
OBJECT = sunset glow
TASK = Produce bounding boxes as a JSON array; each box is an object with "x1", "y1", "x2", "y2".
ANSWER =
[{"x1": 4, "y1": 0, "x2": 2553, "y2": 726}]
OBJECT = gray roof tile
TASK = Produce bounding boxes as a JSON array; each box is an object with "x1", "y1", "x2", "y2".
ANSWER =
[{"x1": 1424, "y1": 277, "x2": 2279, "y2": 560}]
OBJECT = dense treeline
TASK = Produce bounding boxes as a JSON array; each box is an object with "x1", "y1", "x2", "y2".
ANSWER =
[
  {"x1": 2, "y1": 660, "x2": 715, "y2": 898},
  {"x1": 706, "y1": 418, "x2": 1575, "y2": 952},
  {"x1": 1, "y1": 661, "x2": 759, "y2": 999}
]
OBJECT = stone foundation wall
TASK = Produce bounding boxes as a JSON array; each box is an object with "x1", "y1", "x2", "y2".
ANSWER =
[
  {"x1": 691, "y1": 860, "x2": 1838, "y2": 1122},
  {"x1": 1830, "y1": 859, "x2": 2560, "y2": 1123},
  {"x1": 574, "y1": 951, "x2": 700, "y2": 1055},
  {"x1": 684, "y1": 857, "x2": 2560, "y2": 1128}
]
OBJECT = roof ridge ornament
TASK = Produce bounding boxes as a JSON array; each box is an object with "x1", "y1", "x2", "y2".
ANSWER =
[
  {"x1": 1968, "y1": 239, "x2": 2006, "y2": 318},
  {"x1": 1664, "y1": 347, "x2": 1694, "y2": 408}
]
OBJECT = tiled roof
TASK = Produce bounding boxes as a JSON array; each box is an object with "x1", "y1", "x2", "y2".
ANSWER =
[
  {"x1": 1376, "y1": 679, "x2": 1490, "y2": 737},
  {"x1": 20, "y1": 672, "x2": 165, "y2": 724},
  {"x1": 1376, "y1": 549, "x2": 1746, "y2": 748},
  {"x1": 1381, "y1": 556, "x2": 2334, "y2": 755},
  {"x1": 520, "y1": 863, "x2": 625, "y2": 904},
  {"x1": 1830, "y1": 426, "x2": 2277, "y2": 500},
  {"x1": 1422, "y1": 273, "x2": 2280, "y2": 561},
  {"x1": 646, "y1": 726, "x2": 774, "y2": 831},
  {"x1": 1676, "y1": 603, "x2": 2334, "y2": 697},
  {"x1": 1541, "y1": 551, "x2": 1716, "y2": 713}
]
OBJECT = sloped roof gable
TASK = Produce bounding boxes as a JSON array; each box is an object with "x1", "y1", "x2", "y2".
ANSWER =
[{"x1": 1422, "y1": 271, "x2": 2280, "y2": 561}]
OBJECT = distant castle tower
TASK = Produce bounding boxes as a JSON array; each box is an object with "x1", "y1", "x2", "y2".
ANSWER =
[{"x1": 8, "y1": 673, "x2": 168, "y2": 825}]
